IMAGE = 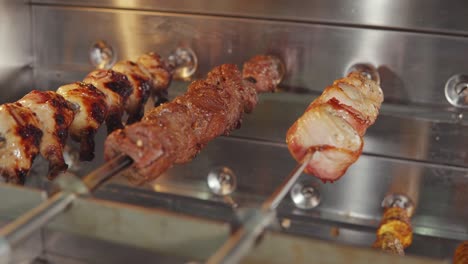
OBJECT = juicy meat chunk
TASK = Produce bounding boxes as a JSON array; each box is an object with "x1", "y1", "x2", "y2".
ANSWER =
[
  {"x1": 104, "y1": 63, "x2": 264, "y2": 184},
  {"x1": 286, "y1": 72, "x2": 383, "y2": 182},
  {"x1": 19, "y1": 91, "x2": 75, "y2": 179},
  {"x1": 104, "y1": 123, "x2": 174, "y2": 184},
  {"x1": 83, "y1": 70, "x2": 133, "y2": 133},
  {"x1": 143, "y1": 103, "x2": 199, "y2": 164},
  {"x1": 57, "y1": 82, "x2": 108, "y2": 161},
  {"x1": 0, "y1": 103, "x2": 42, "y2": 183},
  {"x1": 112, "y1": 60, "x2": 153, "y2": 123},
  {"x1": 242, "y1": 55, "x2": 283, "y2": 93},
  {"x1": 287, "y1": 104, "x2": 363, "y2": 181}
]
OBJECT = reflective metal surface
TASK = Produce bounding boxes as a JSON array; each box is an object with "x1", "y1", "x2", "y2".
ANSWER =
[
  {"x1": 89, "y1": 40, "x2": 116, "y2": 69},
  {"x1": 31, "y1": 0, "x2": 468, "y2": 36},
  {"x1": 290, "y1": 182, "x2": 321, "y2": 210},
  {"x1": 445, "y1": 74, "x2": 468, "y2": 108},
  {"x1": 0, "y1": 0, "x2": 33, "y2": 103},
  {"x1": 32, "y1": 6, "x2": 468, "y2": 107}
]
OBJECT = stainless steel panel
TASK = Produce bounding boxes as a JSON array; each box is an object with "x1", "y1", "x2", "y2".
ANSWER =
[
  {"x1": 231, "y1": 95, "x2": 468, "y2": 168},
  {"x1": 109, "y1": 136, "x2": 467, "y2": 248},
  {"x1": 243, "y1": 231, "x2": 448, "y2": 264},
  {"x1": 0, "y1": 0, "x2": 33, "y2": 103},
  {"x1": 32, "y1": 0, "x2": 468, "y2": 36},
  {"x1": 0, "y1": 184, "x2": 47, "y2": 264},
  {"x1": 30, "y1": 6, "x2": 468, "y2": 168},
  {"x1": 32, "y1": 6, "x2": 468, "y2": 107},
  {"x1": 46, "y1": 197, "x2": 230, "y2": 261},
  {"x1": 0, "y1": 184, "x2": 47, "y2": 220}
]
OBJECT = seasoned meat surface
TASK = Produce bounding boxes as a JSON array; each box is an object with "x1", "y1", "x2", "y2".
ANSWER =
[
  {"x1": 57, "y1": 82, "x2": 108, "y2": 161},
  {"x1": 0, "y1": 103, "x2": 42, "y2": 183},
  {"x1": 83, "y1": 70, "x2": 132, "y2": 133},
  {"x1": 242, "y1": 55, "x2": 283, "y2": 93},
  {"x1": 105, "y1": 56, "x2": 281, "y2": 185},
  {"x1": 0, "y1": 51, "x2": 173, "y2": 184},
  {"x1": 112, "y1": 60, "x2": 153, "y2": 124},
  {"x1": 19, "y1": 91, "x2": 75, "y2": 179}
]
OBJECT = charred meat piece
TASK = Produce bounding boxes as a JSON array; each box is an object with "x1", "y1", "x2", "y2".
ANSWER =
[
  {"x1": 19, "y1": 91, "x2": 75, "y2": 179},
  {"x1": 112, "y1": 60, "x2": 153, "y2": 124},
  {"x1": 105, "y1": 55, "x2": 281, "y2": 185},
  {"x1": 137, "y1": 52, "x2": 173, "y2": 92},
  {"x1": 137, "y1": 52, "x2": 173, "y2": 109},
  {"x1": 286, "y1": 72, "x2": 384, "y2": 182},
  {"x1": 83, "y1": 70, "x2": 133, "y2": 133},
  {"x1": 0, "y1": 103, "x2": 42, "y2": 183},
  {"x1": 57, "y1": 82, "x2": 108, "y2": 161}
]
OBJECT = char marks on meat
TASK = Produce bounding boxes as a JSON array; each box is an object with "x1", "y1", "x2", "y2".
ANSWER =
[
  {"x1": 19, "y1": 91, "x2": 75, "y2": 179},
  {"x1": 112, "y1": 60, "x2": 153, "y2": 124},
  {"x1": 0, "y1": 51, "x2": 173, "y2": 184},
  {"x1": 0, "y1": 103, "x2": 42, "y2": 183},
  {"x1": 83, "y1": 69, "x2": 133, "y2": 133},
  {"x1": 286, "y1": 72, "x2": 384, "y2": 182},
  {"x1": 57, "y1": 82, "x2": 108, "y2": 161},
  {"x1": 104, "y1": 56, "x2": 281, "y2": 185}
]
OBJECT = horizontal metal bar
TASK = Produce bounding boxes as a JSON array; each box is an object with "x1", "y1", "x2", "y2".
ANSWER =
[{"x1": 30, "y1": 0, "x2": 468, "y2": 37}]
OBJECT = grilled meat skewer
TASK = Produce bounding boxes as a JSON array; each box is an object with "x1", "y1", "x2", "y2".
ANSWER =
[
  {"x1": 104, "y1": 55, "x2": 281, "y2": 184},
  {"x1": 286, "y1": 72, "x2": 384, "y2": 182},
  {"x1": 0, "y1": 52, "x2": 172, "y2": 183}
]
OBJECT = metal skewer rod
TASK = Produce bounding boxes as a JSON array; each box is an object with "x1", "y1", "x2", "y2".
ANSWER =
[
  {"x1": 206, "y1": 154, "x2": 312, "y2": 264},
  {"x1": 0, "y1": 154, "x2": 133, "y2": 261}
]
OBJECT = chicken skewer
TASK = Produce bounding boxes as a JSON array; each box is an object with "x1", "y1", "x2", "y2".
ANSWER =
[
  {"x1": 0, "y1": 55, "x2": 283, "y2": 261},
  {"x1": 0, "y1": 52, "x2": 173, "y2": 183}
]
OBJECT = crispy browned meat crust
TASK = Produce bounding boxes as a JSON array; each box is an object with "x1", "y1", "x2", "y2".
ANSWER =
[{"x1": 104, "y1": 56, "x2": 281, "y2": 185}]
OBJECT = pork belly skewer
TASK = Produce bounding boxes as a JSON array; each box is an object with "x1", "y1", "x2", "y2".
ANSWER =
[
  {"x1": 104, "y1": 55, "x2": 282, "y2": 185},
  {"x1": 286, "y1": 71, "x2": 384, "y2": 182},
  {"x1": 208, "y1": 69, "x2": 383, "y2": 264}
]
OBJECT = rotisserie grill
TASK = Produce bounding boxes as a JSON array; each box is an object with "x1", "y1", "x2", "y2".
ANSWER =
[{"x1": 0, "y1": 1, "x2": 466, "y2": 263}]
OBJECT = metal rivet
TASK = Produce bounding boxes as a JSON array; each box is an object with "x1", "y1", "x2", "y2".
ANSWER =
[
  {"x1": 381, "y1": 194, "x2": 415, "y2": 217},
  {"x1": 290, "y1": 182, "x2": 320, "y2": 210},
  {"x1": 207, "y1": 167, "x2": 237, "y2": 196},
  {"x1": 167, "y1": 47, "x2": 198, "y2": 80},
  {"x1": 89, "y1": 40, "x2": 116, "y2": 69},
  {"x1": 445, "y1": 74, "x2": 468, "y2": 108},
  {"x1": 346, "y1": 63, "x2": 380, "y2": 85}
]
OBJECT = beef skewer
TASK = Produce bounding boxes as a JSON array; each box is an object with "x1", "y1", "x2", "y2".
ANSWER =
[
  {"x1": 0, "y1": 52, "x2": 173, "y2": 183},
  {"x1": 104, "y1": 55, "x2": 282, "y2": 184}
]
